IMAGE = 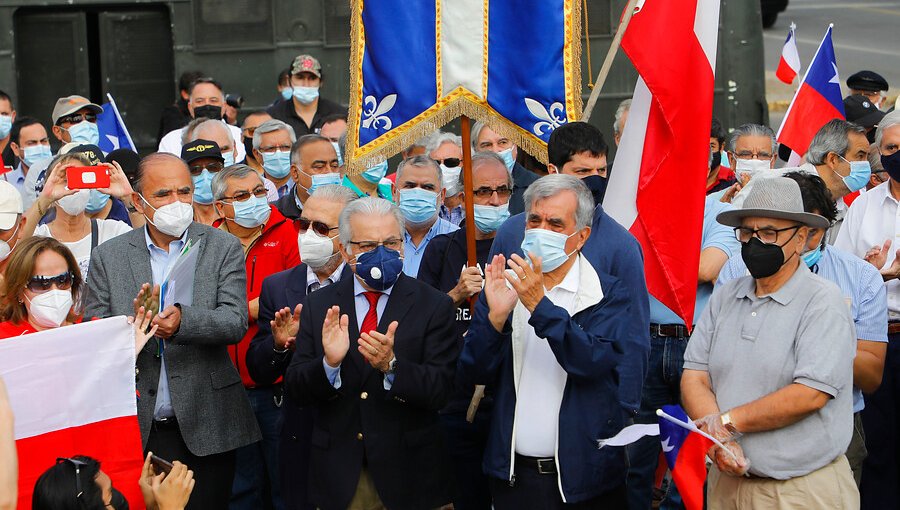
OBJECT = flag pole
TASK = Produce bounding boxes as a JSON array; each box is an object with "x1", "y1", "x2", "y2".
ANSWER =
[
  {"x1": 581, "y1": 0, "x2": 641, "y2": 122},
  {"x1": 106, "y1": 93, "x2": 136, "y2": 151},
  {"x1": 656, "y1": 409, "x2": 741, "y2": 463}
]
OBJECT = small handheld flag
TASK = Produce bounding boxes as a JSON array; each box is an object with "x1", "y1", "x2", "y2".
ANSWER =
[
  {"x1": 97, "y1": 93, "x2": 136, "y2": 154},
  {"x1": 776, "y1": 23, "x2": 801, "y2": 85},
  {"x1": 657, "y1": 406, "x2": 715, "y2": 510}
]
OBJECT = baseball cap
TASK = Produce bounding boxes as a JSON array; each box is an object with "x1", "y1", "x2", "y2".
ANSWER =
[
  {"x1": 181, "y1": 139, "x2": 224, "y2": 164},
  {"x1": 65, "y1": 144, "x2": 105, "y2": 166},
  {"x1": 843, "y1": 95, "x2": 886, "y2": 129},
  {"x1": 0, "y1": 181, "x2": 24, "y2": 230},
  {"x1": 291, "y1": 55, "x2": 322, "y2": 78},
  {"x1": 51, "y1": 95, "x2": 103, "y2": 125}
]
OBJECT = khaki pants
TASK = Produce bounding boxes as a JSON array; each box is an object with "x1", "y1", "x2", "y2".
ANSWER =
[
  {"x1": 707, "y1": 455, "x2": 859, "y2": 509},
  {"x1": 346, "y1": 469, "x2": 386, "y2": 510}
]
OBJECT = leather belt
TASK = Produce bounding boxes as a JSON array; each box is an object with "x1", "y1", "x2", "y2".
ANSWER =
[
  {"x1": 651, "y1": 324, "x2": 692, "y2": 338},
  {"x1": 515, "y1": 454, "x2": 557, "y2": 475},
  {"x1": 888, "y1": 322, "x2": 900, "y2": 335}
]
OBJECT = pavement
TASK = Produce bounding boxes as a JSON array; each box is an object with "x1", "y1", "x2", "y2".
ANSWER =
[{"x1": 760, "y1": 0, "x2": 900, "y2": 129}]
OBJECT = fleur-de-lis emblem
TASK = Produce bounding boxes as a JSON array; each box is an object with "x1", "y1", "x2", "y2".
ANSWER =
[
  {"x1": 362, "y1": 94, "x2": 397, "y2": 131},
  {"x1": 524, "y1": 98, "x2": 567, "y2": 137}
]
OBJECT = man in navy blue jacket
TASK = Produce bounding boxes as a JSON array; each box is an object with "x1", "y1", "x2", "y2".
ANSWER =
[{"x1": 460, "y1": 175, "x2": 649, "y2": 508}]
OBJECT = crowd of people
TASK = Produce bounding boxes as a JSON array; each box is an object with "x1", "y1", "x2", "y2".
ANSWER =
[{"x1": 0, "y1": 53, "x2": 897, "y2": 510}]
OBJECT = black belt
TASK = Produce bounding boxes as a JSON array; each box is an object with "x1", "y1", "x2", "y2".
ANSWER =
[
  {"x1": 152, "y1": 416, "x2": 178, "y2": 429},
  {"x1": 515, "y1": 454, "x2": 557, "y2": 475},
  {"x1": 888, "y1": 321, "x2": 900, "y2": 335},
  {"x1": 650, "y1": 324, "x2": 692, "y2": 338}
]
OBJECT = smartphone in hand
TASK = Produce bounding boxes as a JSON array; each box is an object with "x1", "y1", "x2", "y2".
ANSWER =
[
  {"x1": 66, "y1": 166, "x2": 110, "y2": 189},
  {"x1": 149, "y1": 454, "x2": 173, "y2": 475}
]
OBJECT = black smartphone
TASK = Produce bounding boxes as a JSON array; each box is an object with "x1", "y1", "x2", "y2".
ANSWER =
[{"x1": 150, "y1": 454, "x2": 173, "y2": 475}]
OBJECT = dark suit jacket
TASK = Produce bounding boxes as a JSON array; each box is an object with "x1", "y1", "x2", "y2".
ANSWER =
[
  {"x1": 284, "y1": 273, "x2": 458, "y2": 510},
  {"x1": 83, "y1": 223, "x2": 260, "y2": 456},
  {"x1": 272, "y1": 189, "x2": 302, "y2": 221},
  {"x1": 509, "y1": 162, "x2": 539, "y2": 215}
]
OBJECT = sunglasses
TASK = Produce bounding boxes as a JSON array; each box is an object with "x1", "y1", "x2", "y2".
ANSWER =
[
  {"x1": 434, "y1": 157, "x2": 461, "y2": 168},
  {"x1": 27, "y1": 271, "x2": 74, "y2": 293},
  {"x1": 297, "y1": 218, "x2": 338, "y2": 237},
  {"x1": 220, "y1": 187, "x2": 268, "y2": 202},
  {"x1": 472, "y1": 186, "x2": 513, "y2": 198},
  {"x1": 189, "y1": 161, "x2": 224, "y2": 176},
  {"x1": 58, "y1": 113, "x2": 98, "y2": 125},
  {"x1": 56, "y1": 457, "x2": 88, "y2": 499}
]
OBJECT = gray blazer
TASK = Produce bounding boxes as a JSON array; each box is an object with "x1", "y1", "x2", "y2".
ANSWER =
[{"x1": 83, "y1": 223, "x2": 261, "y2": 456}]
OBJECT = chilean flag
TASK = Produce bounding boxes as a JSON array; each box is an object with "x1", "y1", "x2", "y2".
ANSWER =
[
  {"x1": 0, "y1": 317, "x2": 144, "y2": 509},
  {"x1": 659, "y1": 405, "x2": 714, "y2": 510},
  {"x1": 776, "y1": 23, "x2": 801, "y2": 85},
  {"x1": 604, "y1": 0, "x2": 720, "y2": 327},
  {"x1": 97, "y1": 94, "x2": 136, "y2": 154},
  {"x1": 777, "y1": 25, "x2": 845, "y2": 156}
]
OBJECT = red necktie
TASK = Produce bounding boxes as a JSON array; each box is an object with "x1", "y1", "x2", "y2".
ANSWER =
[{"x1": 361, "y1": 291, "x2": 382, "y2": 335}]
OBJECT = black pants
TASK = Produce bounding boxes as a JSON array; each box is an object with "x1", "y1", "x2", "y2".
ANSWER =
[
  {"x1": 439, "y1": 410, "x2": 492, "y2": 510},
  {"x1": 146, "y1": 419, "x2": 237, "y2": 510},
  {"x1": 490, "y1": 461, "x2": 627, "y2": 510},
  {"x1": 860, "y1": 332, "x2": 900, "y2": 509}
]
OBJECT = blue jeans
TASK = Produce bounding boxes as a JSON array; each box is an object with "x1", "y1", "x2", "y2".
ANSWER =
[
  {"x1": 626, "y1": 333, "x2": 688, "y2": 510},
  {"x1": 860, "y1": 332, "x2": 900, "y2": 509},
  {"x1": 230, "y1": 386, "x2": 285, "y2": 510}
]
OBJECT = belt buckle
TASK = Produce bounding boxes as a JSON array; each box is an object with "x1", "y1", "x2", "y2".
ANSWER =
[{"x1": 536, "y1": 458, "x2": 556, "y2": 475}]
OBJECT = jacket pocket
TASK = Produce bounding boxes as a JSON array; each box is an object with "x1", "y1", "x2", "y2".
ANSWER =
[{"x1": 210, "y1": 366, "x2": 241, "y2": 389}]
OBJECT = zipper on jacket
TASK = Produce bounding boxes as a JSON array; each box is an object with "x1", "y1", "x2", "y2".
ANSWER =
[{"x1": 249, "y1": 255, "x2": 257, "y2": 292}]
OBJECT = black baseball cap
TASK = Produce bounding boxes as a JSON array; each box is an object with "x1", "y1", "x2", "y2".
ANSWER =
[
  {"x1": 846, "y1": 70, "x2": 889, "y2": 93},
  {"x1": 844, "y1": 95, "x2": 886, "y2": 129},
  {"x1": 181, "y1": 139, "x2": 224, "y2": 164},
  {"x1": 66, "y1": 144, "x2": 105, "y2": 166}
]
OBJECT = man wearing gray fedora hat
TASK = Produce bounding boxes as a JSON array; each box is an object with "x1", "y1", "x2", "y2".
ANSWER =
[{"x1": 681, "y1": 176, "x2": 859, "y2": 508}]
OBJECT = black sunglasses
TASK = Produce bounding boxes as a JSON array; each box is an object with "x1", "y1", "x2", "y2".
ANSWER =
[
  {"x1": 434, "y1": 157, "x2": 461, "y2": 168},
  {"x1": 297, "y1": 218, "x2": 338, "y2": 237},
  {"x1": 189, "y1": 161, "x2": 224, "y2": 176},
  {"x1": 56, "y1": 457, "x2": 88, "y2": 499},
  {"x1": 472, "y1": 186, "x2": 513, "y2": 198},
  {"x1": 27, "y1": 272, "x2": 74, "y2": 293},
  {"x1": 58, "y1": 113, "x2": 98, "y2": 125}
]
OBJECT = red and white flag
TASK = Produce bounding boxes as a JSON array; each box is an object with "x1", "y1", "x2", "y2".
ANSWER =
[
  {"x1": 605, "y1": 0, "x2": 720, "y2": 327},
  {"x1": 0, "y1": 317, "x2": 144, "y2": 509},
  {"x1": 776, "y1": 23, "x2": 801, "y2": 85}
]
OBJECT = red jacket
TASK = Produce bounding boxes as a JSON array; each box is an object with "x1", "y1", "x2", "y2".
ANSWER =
[{"x1": 216, "y1": 206, "x2": 300, "y2": 387}]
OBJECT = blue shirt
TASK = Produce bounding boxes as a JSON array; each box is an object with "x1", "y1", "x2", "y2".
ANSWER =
[
  {"x1": 718, "y1": 244, "x2": 888, "y2": 413},
  {"x1": 2, "y1": 164, "x2": 25, "y2": 195},
  {"x1": 649, "y1": 197, "x2": 740, "y2": 325},
  {"x1": 402, "y1": 217, "x2": 459, "y2": 277},
  {"x1": 323, "y1": 276, "x2": 395, "y2": 389},
  {"x1": 144, "y1": 227, "x2": 187, "y2": 420},
  {"x1": 439, "y1": 204, "x2": 464, "y2": 226}
]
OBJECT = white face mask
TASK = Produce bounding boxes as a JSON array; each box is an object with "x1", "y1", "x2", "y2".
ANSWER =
[
  {"x1": 140, "y1": 195, "x2": 194, "y2": 238},
  {"x1": 26, "y1": 289, "x2": 73, "y2": 328},
  {"x1": 57, "y1": 189, "x2": 91, "y2": 216},
  {"x1": 734, "y1": 158, "x2": 771, "y2": 180},
  {"x1": 298, "y1": 228, "x2": 338, "y2": 269},
  {"x1": 0, "y1": 222, "x2": 21, "y2": 262},
  {"x1": 440, "y1": 164, "x2": 462, "y2": 195}
]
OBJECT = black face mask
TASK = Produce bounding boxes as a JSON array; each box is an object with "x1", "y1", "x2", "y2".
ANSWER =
[
  {"x1": 243, "y1": 137, "x2": 255, "y2": 162},
  {"x1": 710, "y1": 151, "x2": 722, "y2": 171},
  {"x1": 741, "y1": 236, "x2": 796, "y2": 279},
  {"x1": 581, "y1": 174, "x2": 608, "y2": 206},
  {"x1": 882, "y1": 151, "x2": 900, "y2": 182},
  {"x1": 108, "y1": 487, "x2": 130, "y2": 510},
  {"x1": 193, "y1": 105, "x2": 223, "y2": 121}
]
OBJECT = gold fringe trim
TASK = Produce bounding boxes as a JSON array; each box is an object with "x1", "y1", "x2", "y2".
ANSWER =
[{"x1": 567, "y1": 0, "x2": 584, "y2": 120}]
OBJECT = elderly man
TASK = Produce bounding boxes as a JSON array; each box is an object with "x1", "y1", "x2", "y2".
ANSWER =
[
  {"x1": 393, "y1": 155, "x2": 459, "y2": 277},
  {"x1": 846, "y1": 70, "x2": 890, "y2": 110},
  {"x1": 546, "y1": 122, "x2": 609, "y2": 204},
  {"x1": 159, "y1": 78, "x2": 246, "y2": 162},
  {"x1": 50, "y1": 95, "x2": 102, "y2": 146},
  {"x1": 714, "y1": 123, "x2": 777, "y2": 206},
  {"x1": 180, "y1": 138, "x2": 226, "y2": 225},
  {"x1": 427, "y1": 132, "x2": 465, "y2": 225},
  {"x1": 719, "y1": 171, "x2": 887, "y2": 487},
  {"x1": 472, "y1": 122, "x2": 538, "y2": 215},
  {"x1": 459, "y1": 175, "x2": 633, "y2": 508},
  {"x1": 418, "y1": 151, "x2": 511, "y2": 510},
  {"x1": 252, "y1": 119, "x2": 297, "y2": 199},
  {"x1": 210, "y1": 164, "x2": 300, "y2": 510},
  {"x1": 682, "y1": 176, "x2": 858, "y2": 508},
  {"x1": 273, "y1": 134, "x2": 341, "y2": 220},
  {"x1": 84, "y1": 153, "x2": 260, "y2": 509},
  {"x1": 285, "y1": 196, "x2": 457, "y2": 510},
  {"x1": 835, "y1": 110, "x2": 900, "y2": 508},
  {"x1": 247, "y1": 184, "x2": 356, "y2": 510}
]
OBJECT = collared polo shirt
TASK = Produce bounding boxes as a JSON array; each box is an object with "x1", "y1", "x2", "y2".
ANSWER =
[{"x1": 402, "y1": 217, "x2": 459, "y2": 277}]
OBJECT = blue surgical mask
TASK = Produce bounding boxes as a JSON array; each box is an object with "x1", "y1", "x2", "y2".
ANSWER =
[
  {"x1": 292, "y1": 86, "x2": 320, "y2": 105},
  {"x1": 192, "y1": 169, "x2": 215, "y2": 204},
  {"x1": 280, "y1": 88, "x2": 293, "y2": 101},
  {"x1": 229, "y1": 195, "x2": 271, "y2": 228},
  {"x1": 353, "y1": 245, "x2": 403, "y2": 291},
  {"x1": 262, "y1": 150, "x2": 291, "y2": 179},
  {"x1": 497, "y1": 147, "x2": 515, "y2": 172},
  {"x1": 23, "y1": 144, "x2": 53, "y2": 168},
  {"x1": 473, "y1": 203, "x2": 510, "y2": 233},
  {"x1": 223, "y1": 151, "x2": 235, "y2": 168},
  {"x1": 802, "y1": 245, "x2": 824, "y2": 268},
  {"x1": 362, "y1": 161, "x2": 388, "y2": 184},
  {"x1": 520, "y1": 228, "x2": 578, "y2": 273},
  {"x1": 306, "y1": 172, "x2": 342, "y2": 194},
  {"x1": 67, "y1": 120, "x2": 100, "y2": 145},
  {"x1": 85, "y1": 190, "x2": 111, "y2": 213},
  {"x1": 0, "y1": 115, "x2": 11, "y2": 139},
  {"x1": 399, "y1": 188, "x2": 438, "y2": 224},
  {"x1": 837, "y1": 156, "x2": 871, "y2": 192},
  {"x1": 332, "y1": 142, "x2": 344, "y2": 167}
]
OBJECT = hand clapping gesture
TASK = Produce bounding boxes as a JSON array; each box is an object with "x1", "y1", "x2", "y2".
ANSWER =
[
  {"x1": 271, "y1": 304, "x2": 302, "y2": 351},
  {"x1": 322, "y1": 306, "x2": 350, "y2": 368},
  {"x1": 358, "y1": 321, "x2": 398, "y2": 373},
  {"x1": 130, "y1": 306, "x2": 159, "y2": 354},
  {"x1": 864, "y1": 239, "x2": 900, "y2": 281}
]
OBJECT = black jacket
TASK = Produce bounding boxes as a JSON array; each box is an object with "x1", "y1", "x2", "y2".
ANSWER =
[
  {"x1": 272, "y1": 190, "x2": 302, "y2": 220},
  {"x1": 509, "y1": 162, "x2": 539, "y2": 215},
  {"x1": 266, "y1": 97, "x2": 347, "y2": 137}
]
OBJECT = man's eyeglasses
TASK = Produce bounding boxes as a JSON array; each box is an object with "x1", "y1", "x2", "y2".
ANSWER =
[
  {"x1": 731, "y1": 151, "x2": 773, "y2": 160},
  {"x1": 348, "y1": 239, "x2": 402, "y2": 252},
  {"x1": 189, "y1": 161, "x2": 224, "y2": 176},
  {"x1": 298, "y1": 218, "x2": 339, "y2": 237},
  {"x1": 734, "y1": 225, "x2": 801, "y2": 245},
  {"x1": 56, "y1": 457, "x2": 88, "y2": 499},
  {"x1": 220, "y1": 187, "x2": 268, "y2": 203},
  {"x1": 434, "y1": 157, "x2": 461, "y2": 168},
  {"x1": 258, "y1": 145, "x2": 292, "y2": 154},
  {"x1": 27, "y1": 272, "x2": 74, "y2": 293},
  {"x1": 58, "y1": 113, "x2": 97, "y2": 125},
  {"x1": 472, "y1": 186, "x2": 513, "y2": 198}
]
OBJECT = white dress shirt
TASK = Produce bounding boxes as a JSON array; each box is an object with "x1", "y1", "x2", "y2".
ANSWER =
[{"x1": 158, "y1": 121, "x2": 246, "y2": 162}]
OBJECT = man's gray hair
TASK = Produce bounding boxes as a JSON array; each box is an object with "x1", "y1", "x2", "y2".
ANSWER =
[
  {"x1": 426, "y1": 131, "x2": 462, "y2": 154},
  {"x1": 338, "y1": 197, "x2": 405, "y2": 246},
  {"x1": 181, "y1": 117, "x2": 209, "y2": 145},
  {"x1": 875, "y1": 110, "x2": 900, "y2": 148},
  {"x1": 807, "y1": 119, "x2": 866, "y2": 166},
  {"x1": 291, "y1": 134, "x2": 333, "y2": 165},
  {"x1": 252, "y1": 119, "x2": 297, "y2": 150},
  {"x1": 211, "y1": 164, "x2": 263, "y2": 201},
  {"x1": 310, "y1": 184, "x2": 357, "y2": 206},
  {"x1": 188, "y1": 119, "x2": 233, "y2": 145},
  {"x1": 462, "y1": 151, "x2": 513, "y2": 191},
  {"x1": 523, "y1": 174, "x2": 593, "y2": 230},
  {"x1": 403, "y1": 135, "x2": 431, "y2": 156},
  {"x1": 726, "y1": 123, "x2": 776, "y2": 154},
  {"x1": 396, "y1": 154, "x2": 442, "y2": 185},
  {"x1": 614, "y1": 99, "x2": 631, "y2": 135}
]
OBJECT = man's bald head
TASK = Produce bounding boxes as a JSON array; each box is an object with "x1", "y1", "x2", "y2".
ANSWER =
[
  {"x1": 191, "y1": 119, "x2": 235, "y2": 161},
  {"x1": 135, "y1": 153, "x2": 189, "y2": 193}
]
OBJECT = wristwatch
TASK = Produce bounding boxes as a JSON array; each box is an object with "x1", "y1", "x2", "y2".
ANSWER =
[
  {"x1": 719, "y1": 412, "x2": 742, "y2": 439},
  {"x1": 385, "y1": 357, "x2": 398, "y2": 375}
]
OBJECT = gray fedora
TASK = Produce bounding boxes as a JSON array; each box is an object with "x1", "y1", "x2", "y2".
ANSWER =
[{"x1": 717, "y1": 176, "x2": 830, "y2": 229}]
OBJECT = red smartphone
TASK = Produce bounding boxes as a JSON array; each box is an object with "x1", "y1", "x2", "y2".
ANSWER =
[
  {"x1": 149, "y1": 454, "x2": 173, "y2": 475},
  {"x1": 66, "y1": 166, "x2": 110, "y2": 189}
]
